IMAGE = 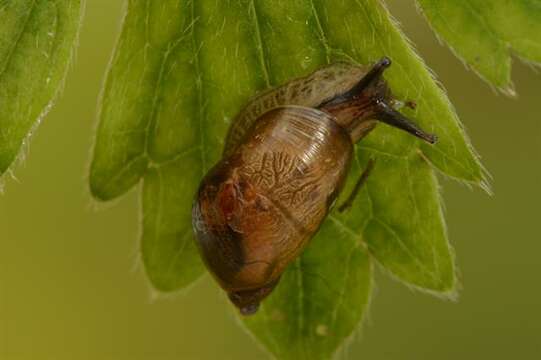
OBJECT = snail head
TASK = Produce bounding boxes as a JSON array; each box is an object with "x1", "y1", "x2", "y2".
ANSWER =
[{"x1": 319, "y1": 57, "x2": 437, "y2": 144}]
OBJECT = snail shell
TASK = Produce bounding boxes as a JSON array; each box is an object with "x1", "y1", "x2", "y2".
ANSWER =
[
  {"x1": 192, "y1": 58, "x2": 436, "y2": 315},
  {"x1": 193, "y1": 106, "x2": 352, "y2": 315}
]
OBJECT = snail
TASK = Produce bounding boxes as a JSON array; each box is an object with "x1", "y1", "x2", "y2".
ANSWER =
[{"x1": 192, "y1": 57, "x2": 437, "y2": 315}]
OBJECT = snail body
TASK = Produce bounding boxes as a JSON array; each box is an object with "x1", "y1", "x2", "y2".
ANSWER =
[{"x1": 192, "y1": 58, "x2": 436, "y2": 315}]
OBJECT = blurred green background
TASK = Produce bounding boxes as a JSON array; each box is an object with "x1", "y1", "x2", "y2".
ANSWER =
[{"x1": 1, "y1": 1, "x2": 540, "y2": 359}]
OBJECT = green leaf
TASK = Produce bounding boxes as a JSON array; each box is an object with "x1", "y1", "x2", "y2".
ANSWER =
[
  {"x1": 0, "y1": 0, "x2": 83, "y2": 175},
  {"x1": 142, "y1": 155, "x2": 204, "y2": 292},
  {"x1": 417, "y1": 0, "x2": 541, "y2": 93},
  {"x1": 89, "y1": 0, "x2": 486, "y2": 357},
  {"x1": 357, "y1": 150, "x2": 454, "y2": 293}
]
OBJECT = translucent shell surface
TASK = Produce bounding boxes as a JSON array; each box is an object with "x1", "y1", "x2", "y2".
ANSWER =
[{"x1": 193, "y1": 106, "x2": 352, "y2": 314}]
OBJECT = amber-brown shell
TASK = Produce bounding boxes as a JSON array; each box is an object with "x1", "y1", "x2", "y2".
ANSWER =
[{"x1": 193, "y1": 106, "x2": 352, "y2": 314}]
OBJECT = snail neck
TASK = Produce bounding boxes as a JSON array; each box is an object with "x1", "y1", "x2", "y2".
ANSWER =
[
  {"x1": 318, "y1": 83, "x2": 381, "y2": 143},
  {"x1": 318, "y1": 57, "x2": 437, "y2": 145}
]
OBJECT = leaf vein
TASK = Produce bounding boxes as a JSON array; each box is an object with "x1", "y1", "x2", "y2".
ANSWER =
[
  {"x1": 249, "y1": 0, "x2": 271, "y2": 87},
  {"x1": 371, "y1": 218, "x2": 438, "y2": 283},
  {"x1": 309, "y1": 0, "x2": 331, "y2": 64}
]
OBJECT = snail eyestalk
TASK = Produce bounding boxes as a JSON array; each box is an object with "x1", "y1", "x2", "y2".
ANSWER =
[
  {"x1": 320, "y1": 56, "x2": 391, "y2": 109},
  {"x1": 376, "y1": 100, "x2": 438, "y2": 144},
  {"x1": 340, "y1": 56, "x2": 391, "y2": 100},
  {"x1": 319, "y1": 57, "x2": 438, "y2": 145}
]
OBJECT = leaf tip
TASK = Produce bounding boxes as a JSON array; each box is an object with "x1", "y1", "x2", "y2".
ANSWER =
[
  {"x1": 499, "y1": 83, "x2": 517, "y2": 98},
  {"x1": 141, "y1": 262, "x2": 206, "y2": 298},
  {"x1": 88, "y1": 180, "x2": 114, "y2": 202},
  {"x1": 407, "y1": 273, "x2": 460, "y2": 302},
  {"x1": 88, "y1": 155, "x2": 148, "y2": 202},
  {"x1": 478, "y1": 176, "x2": 494, "y2": 197},
  {"x1": 469, "y1": 158, "x2": 493, "y2": 196}
]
